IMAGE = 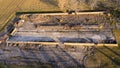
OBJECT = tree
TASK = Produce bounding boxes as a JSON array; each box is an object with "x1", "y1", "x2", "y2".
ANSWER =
[
  {"x1": 89, "y1": 0, "x2": 98, "y2": 10},
  {"x1": 57, "y1": 0, "x2": 99, "y2": 11}
]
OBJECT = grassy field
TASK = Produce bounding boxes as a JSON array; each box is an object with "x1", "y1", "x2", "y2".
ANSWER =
[{"x1": 0, "y1": 0, "x2": 59, "y2": 32}]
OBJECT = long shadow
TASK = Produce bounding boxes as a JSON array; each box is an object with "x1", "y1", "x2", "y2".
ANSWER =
[
  {"x1": 40, "y1": 0, "x2": 58, "y2": 6},
  {"x1": 29, "y1": 49, "x2": 40, "y2": 61},
  {"x1": 39, "y1": 46, "x2": 50, "y2": 62},
  {"x1": 19, "y1": 44, "x2": 43, "y2": 66},
  {"x1": 96, "y1": 48, "x2": 120, "y2": 66},
  {"x1": 104, "y1": 46, "x2": 120, "y2": 57},
  {"x1": 51, "y1": 47, "x2": 67, "y2": 68},
  {"x1": 58, "y1": 37, "x2": 93, "y2": 43},
  {"x1": 40, "y1": 46, "x2": 57, "y2": 68},
  {"x1": 18, "y1": 47, "x2": 32, "y2": 67},
  {"x1": 58, "y1": 46, "x2": 85, "y2": 68}
]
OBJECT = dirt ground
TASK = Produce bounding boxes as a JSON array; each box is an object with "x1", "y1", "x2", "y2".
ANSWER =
[{"x1": 0, "y1": 45, "x2": 88, "y2": 68}]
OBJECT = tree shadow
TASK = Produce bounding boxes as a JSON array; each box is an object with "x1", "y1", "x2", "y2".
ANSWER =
[
  {"x1": 19, "y1": 45, "x2": 53, "y2": 68},
  {"x1": 40, "y1": 0, "x2": 58, "y2": 6},
  {"x1": 57, "y1": 46, "x2": 85, "y2": 68},
  {"x1": 39, "y1": 45, "x2": 85, "y2": 68},
  {"x1": 104, "y1": 46, "x2": 120, "y2": 57},
  {"x1": 40, "y1": 46, "x2": 53, "y2": 63},
  {"x1": 51, "y1": 47, "x2": 67, "y2": 68},
  {"x1": 96, "y1": 48, "x2": 120, "y2": 66},
  {"x1": 39, "y1": 46, "x2": 67, "y2": 68},
  {"x1": 17, "y1": 47, "x2": 33, "y2": 67}
]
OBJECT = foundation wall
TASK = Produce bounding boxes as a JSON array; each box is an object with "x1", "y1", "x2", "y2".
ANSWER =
[
  {"x1": 64, "y1": 43, "x2": 95, "y2": 46},
  {"x1": 11, "y1": 28, "x2": 17, "y2": 35},
  {"x1": 19, "y1": 11, "x2": 105, "y2": 18},
  {"x1": 7, "y1": 41, "x2": 118, "y2": 46},
  {"x1": 7, "y1": 41, "x2": 59, "y2": 45},
  {"x1": 7, "y1": 11, "x2": 118, "y2": 47},
  {"x1": 97, "y1": 44, "x2": 118, "y2": 46}
]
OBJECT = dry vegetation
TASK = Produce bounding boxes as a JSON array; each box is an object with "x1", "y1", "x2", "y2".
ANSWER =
[
  {"x1": 83, "y1": 29, "x2": 120, "y2": 68},
  {"x1": 0, "y1": 0, "x2": 24, "y2": 31},
  {"x1": 0, "y1": 62, "x2": 53, "y2": 68},
  {"x1": 114, "y1": 29, "x2": 120, "y2": 45},
  {"x1": 84, "y1": 30, "x2": 120, "y2": 68}
]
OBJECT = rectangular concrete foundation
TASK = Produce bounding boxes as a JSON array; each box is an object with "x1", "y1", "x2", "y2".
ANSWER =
[{"x1": 6, "y1": 12, "x2": 118, "y2": 47}]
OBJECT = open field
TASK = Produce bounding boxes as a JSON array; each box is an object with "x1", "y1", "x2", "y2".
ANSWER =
[{"x1": 0, "y1": 0, "x2": 59, "y2": 32}]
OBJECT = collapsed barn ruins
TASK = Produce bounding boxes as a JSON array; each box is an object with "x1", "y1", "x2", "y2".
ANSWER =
[{"x1": 6, "y1": 12, "x2": 118, "y2": 48}]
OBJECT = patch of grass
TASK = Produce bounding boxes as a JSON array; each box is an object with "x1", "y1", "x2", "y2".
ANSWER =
[
  {"x1": 113, "y1": 29, "x2": 120, "y2": 46},
  {"x1": 85, "y1": 55, "x2": 101, "y2": 68},
  {"x1": 0, "y1": 62, "x2": 53, "y2": 68},
  {"x1": 0, "y1": 63, "x2": 7, "y2": 68},
  {"x1": 94, "y1": 46, "x2": 120, "y2": 68}
]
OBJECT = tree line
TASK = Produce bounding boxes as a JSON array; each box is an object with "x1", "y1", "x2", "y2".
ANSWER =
[{"x1": 57, "y1": 0, "x2": 120, "y2": 12}]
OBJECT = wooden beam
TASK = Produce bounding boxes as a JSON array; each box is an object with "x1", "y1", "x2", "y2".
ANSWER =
[
  {"x1": 64, "y1": 43, "x2": 95, "y2": 46},
  {"x1": 64, "y1": 43, "x2": 118, "y2": 46},
  {"x1": 7, "y1": 41, "x2": 59, "y2": 45},
  {"x1": 97, "y1": 44, "x2": 118, "y2": 46},
  {"x1": 7, "y1": 42, "x2": 118, "y2": 46},
  {"x1": 20, "y1": 11, "x2": 105, "y2": 16}
]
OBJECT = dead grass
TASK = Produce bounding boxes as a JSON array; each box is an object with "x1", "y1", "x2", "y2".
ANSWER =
[
  {"x1": 85, "y1": 29, "x2": 120, "y2": 68},
  {"x1": 113, "y1": 29, "x2": 120, "y2": 46},
  {"x1": 91, "y1": 46, "x2": 120, "y2": 68},
  {"x1": 0, "y1": 62, "x2": 53, "y2": 68}
]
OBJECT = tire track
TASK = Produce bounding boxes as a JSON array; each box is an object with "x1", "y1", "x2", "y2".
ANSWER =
[
  {"x1": 0, "y1": 0, "x2": 24, "y2": 22},
  {"x1": 0, "y1": 0, "x2": 25, "y2": 30},
  {"x1": 0, "y1": 0, "x2": 15, "y2": 17},
  {"x1": 0, "y1": 0, "x2": 18, "y2": 19}
]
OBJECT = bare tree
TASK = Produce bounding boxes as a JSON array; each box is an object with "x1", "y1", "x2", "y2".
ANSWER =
[
  {"x1": 68, "y1": 0, "x2": 79, "y2": 11},
  {"x1": 57, "y1": 0, "x2": 120, "y2": 11},
  {"x1": 57, "y1": 0, "x2": 81, "y2": 12},
  {"x1": 57, "y1": 0, "x2": 94, "y2": 11},
  {"x1": 89, "y1": 0, "x2": 98, "y2": 10},
  {"x1": 78, "y1": 0, "x2": 89, "y2": 10}
]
